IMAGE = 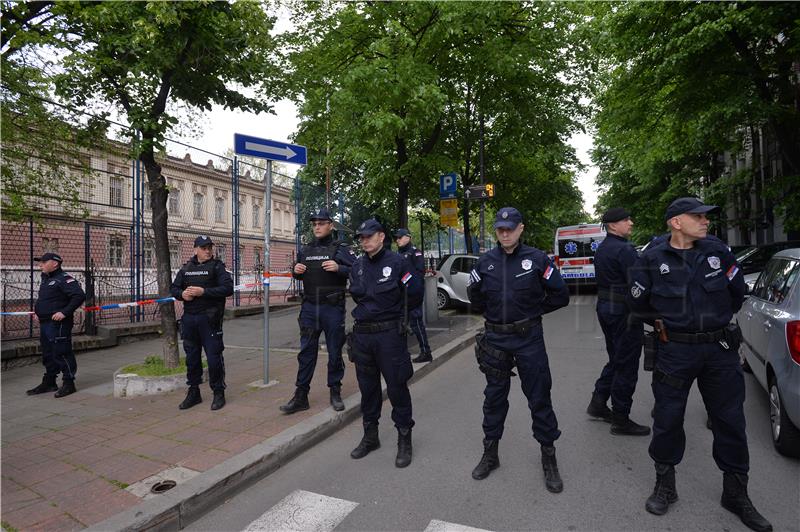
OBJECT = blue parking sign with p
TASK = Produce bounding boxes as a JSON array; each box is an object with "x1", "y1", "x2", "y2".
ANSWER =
[{"x1": 440, "y1": 172, "x2": 458, "y2": 199}]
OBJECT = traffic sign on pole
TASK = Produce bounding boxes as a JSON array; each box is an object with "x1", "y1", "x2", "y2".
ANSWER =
[
  {"x1": 233, "y1": 133, "x2": 307, "y2": 385},
  {"x1": 464, "y1": 183, "x2": 495, "y2": 200},
  {"x1": 440, "y1": 199, "x2": 458, "y2": 227},
  {"x1": 439, "y1": 172, "x2": 458, "y2": 199},
  {"x1": 234, "y1": 133, "x2": 307, "y2": 165}
]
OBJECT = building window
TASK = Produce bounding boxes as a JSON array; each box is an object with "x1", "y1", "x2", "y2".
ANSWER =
[
  {"x1": 215, "y1": 196, "x2": 225, "y2": 223},
  {"x1": 254, "y1": 247, "x2": 262, "y2": 267},
  {"x1": 169, "y1": 242, "x2": 181, "y2": 267},
  {"x1": 253, "y1": 203, "x2": 261, "y2": 228},
  {"x1": 42, "y1": 237, "x2": 59, "y2": 253},
  {"x1": 169, "y1": 187, "x2": 180, "y2": 214},
  {"x1": 216, "y1": 243, "x2": 226, "y2": 263},
  {"x1": 143, "y1": 239, "x2": 154, "y2": 268},
  {"x1": 193, "y1": 192, "x2": 204, "y2": 220},
  {"x1": 110, "y1": 176, "x2": 124, "y2": 207},
  {"x1": 109, "y1": 237, "x2": 124, "y2": 267}
]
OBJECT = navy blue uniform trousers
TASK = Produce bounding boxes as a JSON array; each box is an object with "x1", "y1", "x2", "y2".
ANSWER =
[
  {"x1": 40, "y1": 320, "x2": 77, "y2": 380},
  {"x1": 408, "y1": 305, "x2": 431, "y2": 355},
  {"x1": 181, "y1": 312, "x2": 226, "y2": 391},
  {"x1": 651, "y1": 340, "x2": 748, "y2": 474},
  {"x1": 351, "y1": 329, "x2": 414, "y2": 429},
  {"x1": 296, "y1": 301, "x2": 346, "y2": 391},
  {"x1": 593, "y1": 301, "x2": 644, "y2": 415},
  {"x1": 481, "y1": 325, "x2": 561, "y2": 445}
]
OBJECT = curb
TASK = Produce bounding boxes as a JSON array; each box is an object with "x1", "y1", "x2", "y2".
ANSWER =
[{"x1": 88, "y1": 328, "x2": 478, "y2": 532}]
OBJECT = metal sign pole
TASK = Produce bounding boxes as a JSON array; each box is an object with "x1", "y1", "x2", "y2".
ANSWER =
[{"x1": 262, "y1": 160, "x2": 273, "y2": 384}]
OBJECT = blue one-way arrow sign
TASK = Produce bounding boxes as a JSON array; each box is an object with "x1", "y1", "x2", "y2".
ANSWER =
[{"x1": 234, "y1": 134, "x2": 307, "y2": 165}]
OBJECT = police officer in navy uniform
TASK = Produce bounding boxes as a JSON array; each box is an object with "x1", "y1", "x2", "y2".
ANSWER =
[
  {"x1": 170, "y1": 235, "x2": 233, "y2": 411},
  {"x1": 393, "y1": 228, "x2": 432, "y2": 363},
  {"x1": 467, "y1": 207, "x2": 570, "y2": 493},
  {"x1": 586, "y1": 207, "x2": 649, "y2": 436},
  {"x1": 280, "y1": 209, "x2": 355, "y2": 414},
  {"x1": 629, "y1": 198, "x2": 771, "y2": 532},
  {"x1": 347, "y1": 218, "x2": 423, "y2": 468},
  {"x1": 27, "y1": 252, "x2": 86, "y2": 398}
]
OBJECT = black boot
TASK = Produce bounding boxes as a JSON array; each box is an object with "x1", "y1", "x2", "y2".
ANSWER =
[
  {"x1": 330, "y1": 385, "x2": 344, "y2": 412},
  {"x1": 471, "y1": 439, "x2": 500, "y2": 480},
  {"x1": 351, "y1": 422, "x2": 380, "y2": 459},
  {"x1": 54, "y1": 379, "x2": 76, "y2": 398},
  {"x1": 179, "y1": 385, "x2": 202, "y2": 410},
  {"x1": 720, "y1": 473, "x2": 773, "y2": 532},
  {"x1": 586, "y1": 394, "x2": 613, "y2": 423},
  {"x1": 26, "y1": 375, "x2": 58, "y2": 396},
  {"x1": 395, "y1": 427, "x2": 413, "y2": 468},
  {"x1": 541, "y1": 445, "x2": 563, "y2": 493},
  {"x1": 412, "y1": 352, "x2": 433, "y2": 363},
  {"x1": 211, "y1": 390, "x2": 226, "y2": 411},
  {"x1": 610, "y1": 413, "x2": 651, "y2": 436},
  {"x1": 279, "y1": 388, "x2": 309, "y2": 414},
  {"x1": 645, "y1": 463, "x2": 678, "y2": 515}
]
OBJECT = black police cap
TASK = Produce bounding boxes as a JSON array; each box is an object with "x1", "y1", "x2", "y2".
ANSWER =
[
  {"x1": 309, "y1": 209, "x2": 333, "y2": 222},
  {"x1": 34, "y1": 252, "x2": 63, "y2": 263},
  {"x1": 494, "y1": 207, "x2": 523, "y2": 229},
  {"x1": 355, "y1": 218, "x2": 384, "y2": 236},
  {"x1": 393, "y1": 228, "x2": 411, "y2": 238},
  {"x1": 601, "y1": 207, "x2": 631, "y2": 224},
  {"x1": 664, "y1": 197, "x2": 719, "y2": 221},
  {"x1": 194, "y1": 235, "x2": 214, "y2": 247}
]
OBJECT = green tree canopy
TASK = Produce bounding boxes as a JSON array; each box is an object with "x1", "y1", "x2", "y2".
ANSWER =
[
  {"x1": 37, "y1": 0, "x2": 282, "y2": 366},
  {"x1": 589, "y1": 1, "x2": 800, "y2": 241}
]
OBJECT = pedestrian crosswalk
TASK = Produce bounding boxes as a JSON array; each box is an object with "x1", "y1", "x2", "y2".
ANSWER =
[{"x1": 242, "y1": 490, "x2": 492, "y2": 532}]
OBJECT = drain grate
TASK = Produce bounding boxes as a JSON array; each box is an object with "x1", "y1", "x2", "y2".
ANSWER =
[{"x1": 150, "y1": 480, "x2": 177, "y2": 494}]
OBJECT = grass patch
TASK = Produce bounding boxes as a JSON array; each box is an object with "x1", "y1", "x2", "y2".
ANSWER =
[
  {"x1": 3, "y1": 521, "x2": 19, "y2": 532},
  {"x1": 120, "y1": 355, "x2": 205, "y2": 377},
  {"x1": 106, "y1": 478, "x2": 129, "y2": 489}
]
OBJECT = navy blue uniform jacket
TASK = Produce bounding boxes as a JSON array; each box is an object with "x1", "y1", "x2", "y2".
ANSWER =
[
  {"x1": 35, "y1": 268, "x2": 86, "y2": 322},
  {"x1": 628, "y1": 237, "x2": 746, "y2": 332},
  {"x1": 467, "y1": 243, "x2": 569, "y2": 323},
  {"x1": 348, "y1": 248, "x2": 423, "y2": 322}
]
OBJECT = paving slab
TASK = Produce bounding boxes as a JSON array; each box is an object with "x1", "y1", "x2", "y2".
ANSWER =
[{"x1": 1, "y1": 305, "x2": 482, "y2": 530}]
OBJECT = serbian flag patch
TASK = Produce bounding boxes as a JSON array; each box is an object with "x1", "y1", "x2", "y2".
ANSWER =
[
  {"x1": 726, "y1": 265, "x2": 739, "y2": 281},
  {"x1": 543, "y1": 264, "x2": 554, "y2": 280},
  {"x1": 401, "y1": 272, "x2": 412, "y2": 284}
]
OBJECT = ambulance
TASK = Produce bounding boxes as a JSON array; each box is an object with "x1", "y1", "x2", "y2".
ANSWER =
[{"x1": 553, "y1": 223, "x2": 606, "y2": 285}]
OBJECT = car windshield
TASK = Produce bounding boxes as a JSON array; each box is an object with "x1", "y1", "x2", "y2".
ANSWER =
[{"x1": 736, "y1": 246, "x2": 758, "y2": 261}]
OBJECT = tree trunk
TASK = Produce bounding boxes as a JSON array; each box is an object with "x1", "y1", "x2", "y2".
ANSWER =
[
  {"x1": 461, "y1": 86, "x2": 475, "y2": 253},
  {"x1": 140, "y1": 147, "x2": 180, "y2": 369},
  {"x1": 396, "y1": 136, "x2": 409, "y2": 228}
]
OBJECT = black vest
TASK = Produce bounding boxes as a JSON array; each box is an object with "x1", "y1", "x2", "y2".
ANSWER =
[
  {"x1": 181, "y1": 258, "x2": 224, "y2": 314},
  {"x1": 302, "y1": 242, "x2": 347, "y2": 303}
]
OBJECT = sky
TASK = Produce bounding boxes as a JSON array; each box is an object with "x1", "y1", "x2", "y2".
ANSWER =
[{"x1": 172, "y1": 103, "x2": 601, "y2": 219}]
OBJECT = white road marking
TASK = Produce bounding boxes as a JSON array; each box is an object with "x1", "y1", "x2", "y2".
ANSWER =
[
  {"x1": 424, "y1": 519, "x2": 493, "y2": 532},
  {"x1": 243, "y1": 490, "x2": 358, "y2": 532}
]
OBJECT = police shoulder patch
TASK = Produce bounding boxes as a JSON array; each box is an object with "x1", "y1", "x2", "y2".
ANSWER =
[{"x1": 707, "y1": 256, "x2": 720, "y2": 270}]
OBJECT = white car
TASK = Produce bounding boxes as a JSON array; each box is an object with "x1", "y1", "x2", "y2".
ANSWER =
[
  {"x1": 434, "y1": 254, "x2": 479, "y2": 309},
  {"x1": 737, "y1": 248, "x2": 800, "y2": 458}
]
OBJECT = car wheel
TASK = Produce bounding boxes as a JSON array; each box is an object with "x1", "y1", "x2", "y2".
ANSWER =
[
  {"x1": 768, "y1": 376, "x2": 800, "y2": 458},
  {"x1": 437, "y1": 289, "x2": 450, "y2": 310}
]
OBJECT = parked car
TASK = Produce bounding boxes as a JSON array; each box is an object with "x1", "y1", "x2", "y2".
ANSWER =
[
  {"x1": 736, "y1": 248, "x2": 800, "y2": 458},
  {"x1": 435, "y1": 254, "x2": 479, "y2": 309},
  {"x1": 735, "y1": 240, "x2": 800, "y2": 275}
]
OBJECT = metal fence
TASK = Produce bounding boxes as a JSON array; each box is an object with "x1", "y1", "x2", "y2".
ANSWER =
[
  {"x1": 0, "y1": 132, "x2": 310, "y2": 341},
  {"x1": 2, "y1": 116, "x2": 482, "y2": 342}
]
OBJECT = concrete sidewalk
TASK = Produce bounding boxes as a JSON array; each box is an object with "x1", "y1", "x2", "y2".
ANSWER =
[{"x1": 1, "y1": 308, "x2": 482, "y2": 531}]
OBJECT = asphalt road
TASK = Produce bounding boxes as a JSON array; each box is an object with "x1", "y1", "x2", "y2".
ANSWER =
[{"x1": 189, "y1": 296, "x2": 800, "y2": 532}]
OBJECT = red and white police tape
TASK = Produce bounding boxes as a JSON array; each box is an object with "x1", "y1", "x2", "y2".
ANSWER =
[{"x1": 0, "y1": 271, "x2": 294, "y2": 316}]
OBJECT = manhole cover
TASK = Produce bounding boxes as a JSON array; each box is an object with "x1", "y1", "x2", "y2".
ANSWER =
[{"x1": 150, "y1": 480, "x2": 177, "y2": 494}]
